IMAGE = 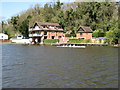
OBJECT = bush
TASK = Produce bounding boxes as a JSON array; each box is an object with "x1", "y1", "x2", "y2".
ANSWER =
[
  {"x1": 104, "y1": 39, "x2": 109, "y2": 44},
  {"x1": 44, "y1": 39, "x2": 59, "y2": 43},
  {"x1": 99, "y1": 39, "x2": 102, "y2": 43},
  {"x1": 92, "y1": 29, "x2": 105, "y2": 38},
  {"x1": 68, "y1": 39, "x2": 83, "y2": 43},
  {"x1": 83, "y1": 39, "x2": 92, "y2": 43}
]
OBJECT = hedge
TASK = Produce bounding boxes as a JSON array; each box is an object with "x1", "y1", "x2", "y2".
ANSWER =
[
  {"x1": 83, "y1": 39, "x2": 92, "y2": 43},
  {"x1": 68, "y1": 39, "x2": 83, "y2": 43},
  {"x1": 68, "y1": 39, "x2": 92, "y2": 43},
  {"x1": 44, "y1": 39, "x2": 59, "y2": 43}
]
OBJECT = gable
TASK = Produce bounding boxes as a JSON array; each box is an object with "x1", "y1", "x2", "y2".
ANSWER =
[
  {"x1": 33, "y1": 23, "x2": 39, "y2": 28},
  {"x1": 77, "y1": 26, "x2": 93, "y2": 33},
  {"x1": 77, "y1": 27, "x2": 85, "y2": 32},
  {"x1": 33, "y1": 23, "x2": 41, "y2": 30}
]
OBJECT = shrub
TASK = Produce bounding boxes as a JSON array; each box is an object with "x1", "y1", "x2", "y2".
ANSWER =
[
  {"x1": 99, "y1": 39, "x2": 102, "y2": 43},
  {"x1": 44, "y1": 39, "x2": 59, "y2": 43},
  {"x1": 104, "y1": 39, "x2": 109, "y2": 44},
  {"x1": 83, "y1": 39, "x2": 92, "y2": 43},
  {"x1": 92, "y1": 29, "x2": 105, "y2": 38},
  {"x1": 68, "y1": 39, "x2": 83, "y2": 43}
]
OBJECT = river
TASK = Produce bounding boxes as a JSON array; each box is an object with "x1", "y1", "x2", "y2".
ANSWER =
[{"x1": 2, "y1": 44, "x2": 118, "y2": 88}]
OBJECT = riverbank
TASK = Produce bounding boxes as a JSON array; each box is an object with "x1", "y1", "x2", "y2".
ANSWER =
[{"x1": 2, "y1": 42, "x2": 120, "y2": 48}]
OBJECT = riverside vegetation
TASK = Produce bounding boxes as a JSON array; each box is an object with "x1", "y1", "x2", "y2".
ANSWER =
[{"x1": 1, "y1": 0, "x2": 120, "y2": 45}]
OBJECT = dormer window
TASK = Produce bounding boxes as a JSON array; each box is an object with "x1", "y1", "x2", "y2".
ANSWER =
[
  {"x1": 56, "y1": 26, "x2": 61, "y2": 29},
  {"x1": 42, "y1": 25, "x2": 47, "y2": 28},
  {"x1": 49, "y1": 25, "x2": 55, "y2": 28}
]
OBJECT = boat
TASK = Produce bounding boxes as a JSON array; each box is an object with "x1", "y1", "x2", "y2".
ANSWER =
[{"x1": 57, "y1": 44, "x2": 86, "y2": 48}]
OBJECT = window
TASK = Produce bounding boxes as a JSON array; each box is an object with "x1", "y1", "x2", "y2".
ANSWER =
[
  {"x1": 57, "y1": 26, "x2": 61, "y2": 29},
  {"x1": 52, "y1": 31, "x2": 55, "y2": 34},
  {"x1": 42, "y1": 25, "x2": 47, "y2": 28},
  {"x1": 80, "y1": 33, "x2": 82, "y2": 36},
  {"x1": 44, "y1": 31, "x2": 47, "y2": 35},
  {"x1": 44, "y1": 36, "x2": 47, "y2": 39},
  {"x1": 58, "y1": 32, "x2": 62, "y2": 34},
  {"x1": 52, "y1": 36, "x2": 54, "y2": 39},
  {"x1": 36, "y1": 31, "x2": 40, "y2": 34},
  {"x1": 43, "y1": 26, "x2": 45, "y2": 28},
  {"x1": 58, "y1": 36, "x2": 61, "y2": 38},
  {"x1": 18, "y1": 36, "x2": 21, "y2": 37}
]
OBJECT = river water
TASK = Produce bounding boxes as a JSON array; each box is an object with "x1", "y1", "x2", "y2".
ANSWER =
[{"x1": 2, "y1": 44, "x2": 118, "y2": 88}]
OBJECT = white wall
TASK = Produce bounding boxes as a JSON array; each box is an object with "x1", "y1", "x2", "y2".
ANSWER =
[
  {"x1": 34, "y1": 26, "x2": 40, "y2": 30},
  {"x1": 0, "y1": 33, "x2": 8, "y2": 40},
  {"x1": 11, "y1": 39, "x2": 32, "y2": 44}
]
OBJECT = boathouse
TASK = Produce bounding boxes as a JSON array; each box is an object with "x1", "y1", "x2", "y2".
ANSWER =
[
  {"x1": 29, "y1": 22, "x2": 64, "y2": 44},
  {"x1": 76, "y1": 26, "x2": 93, "y2": 39}
]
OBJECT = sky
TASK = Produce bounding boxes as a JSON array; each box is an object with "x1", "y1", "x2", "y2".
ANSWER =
[
  {"x1": 0, "y1": 0, "x2": 76, "y2": 21},
  {"x1": 0, "y1": 0, "x2": 119, "y2": 21}
]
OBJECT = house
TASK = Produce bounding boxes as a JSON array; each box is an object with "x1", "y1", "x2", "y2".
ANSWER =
[
  {"x1": 0, "y1": 33, "x2": 8, "y2": 40},
  {"x1": 76, "y1": 26, "x2": 93, "y2": 39},
  {"x1": 29, "y1": 22, "x2": 64, "y2": 44}
]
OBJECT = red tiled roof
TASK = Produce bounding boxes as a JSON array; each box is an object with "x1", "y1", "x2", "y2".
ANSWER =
[
  {"x1": 78, "y1": 26, "x2": 93, "y2": 33},
  {"x1": 34, "y1": 22, "x2": 63, "y2": 31},
  {"x1": 42, "y1": 28, "x2": 63, "y2": 31}
]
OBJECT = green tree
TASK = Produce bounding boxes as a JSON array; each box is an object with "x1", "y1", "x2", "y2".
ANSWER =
[
  {"x1": 106, "y1": 29, "x2": 120, "y2": 45},
  {"x1": 18, "y1": 19, "x2": 29, "y2": 37},
  {"x1": 10, "y1": 16, "x2": 19, "y2": 31},
  {"x1": 92, "y1": 29, "x2": 105, "y2": 38}
]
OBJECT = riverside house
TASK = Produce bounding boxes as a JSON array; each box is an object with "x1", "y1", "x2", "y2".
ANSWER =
[
  {"x1": 76, "y1": 26, "x2": 93, "y2": 39},
  {"x1": 29, "y1": 22, "x2": 93, "y2": 44},
  {"x1": 29, "y1": 22, "x2": 64, "y2": 44}
]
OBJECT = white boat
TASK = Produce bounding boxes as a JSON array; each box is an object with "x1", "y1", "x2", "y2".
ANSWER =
[{"x1": 57, "y1": 44, "x2": 86, "y2": 48}]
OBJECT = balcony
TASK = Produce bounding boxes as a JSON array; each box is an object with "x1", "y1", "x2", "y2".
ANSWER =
[
  {"x1": 29, "y1": 27, "x2": 41, "y2": 31},
  {"x1": 29, "y1": 33, "x2": 43, "y2": 37}
]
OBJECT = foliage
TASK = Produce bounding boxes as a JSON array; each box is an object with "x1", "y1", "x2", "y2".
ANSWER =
[
  {"x1": 2, "y1": 24, "x2": 17, "y2": 39},
  {"x1": 9, "y1": 16, "x2": 19, "y2": 31},
  {"x1": 18, "y1": 19, "x2": 29, "y2": 37},
  {"x1": 68, "y1": 39, "x2": 92, "y2": 43},
  {"x1": 106, "y1": 29, "x2": 120, "y2": 44},
  {"x1": 83, "y1": 39, "x2": 92, "y2": 43},
  {"x1": 68, "y1": 39, "x2": 83, "y2": 43},
  {"x1": 44, "y1": 39, "x2": 59, "y2": 43},
  {"x1": 92, "y1": 29, "x2": 105, "y2": 37}
]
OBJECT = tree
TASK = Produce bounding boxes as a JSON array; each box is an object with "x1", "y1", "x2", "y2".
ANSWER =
[
  {"x1": 92, "y1": 29, "x2": 105, "y2": 38},
  {"x1": 10, "y1": 16, "x2": 19, "y2": 31},
  {"x1": 18, "y1": 19, "x2": 29, "y2": 37},
  {"x1": 106, "y1": 29, "x2": 120, "y2": 45},
  {"x1": 1, "y1": 21, "x2": 4, "y2": 33}
]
